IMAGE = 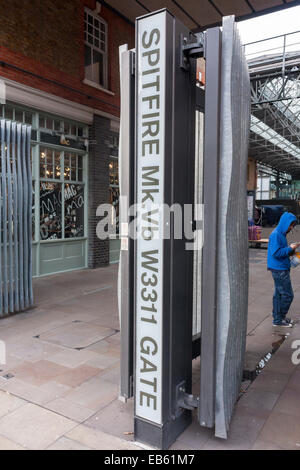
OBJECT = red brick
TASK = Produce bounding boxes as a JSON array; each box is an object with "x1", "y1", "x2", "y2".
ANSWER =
[{"x1": 0, "y1": 0, "x2": 135, "y2": 118}]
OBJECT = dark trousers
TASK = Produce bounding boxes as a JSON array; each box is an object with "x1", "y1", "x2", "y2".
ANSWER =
[{"x1": 271, "y1": 270, "x2": 294, "y2": 324}]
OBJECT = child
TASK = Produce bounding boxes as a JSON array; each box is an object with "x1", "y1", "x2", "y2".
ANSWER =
[{"x1": 267, "y1": 212, "x2": 300, "y2": 327}]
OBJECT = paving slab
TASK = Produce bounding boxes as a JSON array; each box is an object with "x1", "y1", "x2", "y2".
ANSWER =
[
  {"x1": 272, "y1": 388, "x2": 300, "y2": 418},
  {"x1": 258, "y1": 411, "x2": 300, "y2": 450},
  {"x1": 202, "y1": 407, "x2": 266, "y2": 450},
  {"x1": 0, "y1": 391, "x2": 26, "y2": 419},
  {"x1": 0, "y1": 434, "x2": 26, "y2": 450},
  {"x1": 0, "y1": 403, "x2": 77, "y2": 450},
  {"x1": 65, "y1": 376, "x2": 118, "y2": 411},
  {"x1": 0, "y1": 261, "x2": 300, "y2": 450},
  {"x1": 84, "y1": 398, "x2": 135, "y2": 442},
  {"x1": 38, "y1": 322, "x2": 116, "y2": 349},
  {"x1": 286, "y1": 369, "x2": 300, "y2": 392},
  {"x1": 47, "y1": 348, "x2": 99, "y2": 369},
  {"x1": 10, "y1": 360, "x2": 69, "y2": 387},
  {"x1": 0, "y1": 378, "x2": 71, "y2": 406},
  {"x1": 66, "y1": 425, "x2": 141, "y2": 451},
  {"x1": 251, "y1": 439, "x2": 284, "y2": 450},
  {"x1": 237, "y1": 388, "x2": 280, "y2": 419},
  {"x1": 55, "y1": 364, "x2": 101, "y2": 388},
  {"x1": 47, "y1": 436, "x2": 92, "y2": 450},
  {"x1": 45, "y1": 397, "x2": 95, "y2": 423}
]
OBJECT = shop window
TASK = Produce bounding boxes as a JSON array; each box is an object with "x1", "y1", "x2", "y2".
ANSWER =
[
  {"x1": 40, "y1": 148, "x2": 61, "y2": 180},
  {"x1": 84, "y1": 8, "x2": 108, "y2": 88},
  {"x1": 25, "y1": 112, "x2": 33, "y2": 125},
  {"x1": 109, "y1": 158, "x2": 119, "y2": 235},
  {"x1": 40, "y1": 182, "x2": 62, "y2": 240},
  {"x1": 15, "y1": 109, "x2": 23, "y2": 123},
  {"x1": 64, "y1": 152, "x2": 83, "y2": 182},
  {"x1": 2, "y1": 105, "x2": 33, "y2": 125},
  {"x1": 5, "y1": 106, "x2": 14, "y2": 120},
  {"x1": 64, "y1": 184, "x2": 85, "y2": 238},
  {"x1": 39, "y1": 147, "x2": 85, "y2": 240}
]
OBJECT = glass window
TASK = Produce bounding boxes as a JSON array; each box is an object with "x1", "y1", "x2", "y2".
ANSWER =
[
  {"x1": 85, "y1": 45, "x2": 93, "y2": 81},
  {"x1": 40, "y1": 182, "x2": 62, "y2": 240},
  {"x1": 46, "y1": 118, "x2": 53, "y2": 130},
  {"x1": 93, "y1": 50, "x2": 104, "y2": 86},
  {"x1": 109, "y1": 159, "x2": 119, "y2": 186},
  {"x1": 15, "y1": 109, "x2": 23, "y2": 123},
  {"x1": 54, "y1": 152, "x2": 61, "y2": 179},
  {"x1": 40, "y1": 148, "x2": 47, "y2": 178},
  {"x1": 40, "y1": 148, "x2": 62, "y2": 180},
  {"x1": 54, "y1": 120, "x2": 61, "y2": 132},
  {"x1": 64, "y1": 184, "x2": 85, "y2": 238},
  {"x1": 84, "y1": 8, "x2": 107, "y2": 88},
  {"x1": 25, "y1": 112, "x2": 33, "y2": 125},
  {"x1": 5, "y1": 106, "x2": 14, "y2": 120},
  {"x1": 109, "y1": 159, "x2": 119, "y2": 235},
  {"x1": 78, "y1": 156, "x2": 83, "y2": 182},
  {"x1": 39, "y1": 116, "x2": 47, "y2": 129}
]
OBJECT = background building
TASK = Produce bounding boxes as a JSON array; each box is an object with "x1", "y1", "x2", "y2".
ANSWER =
[{"x1": 0, "y1": 0, "x2": 134, "y2": 276}]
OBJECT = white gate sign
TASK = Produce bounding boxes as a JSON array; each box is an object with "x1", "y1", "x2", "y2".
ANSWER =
[{"x1": 135, "y1": 10, "x2": 166, "y2": 424}]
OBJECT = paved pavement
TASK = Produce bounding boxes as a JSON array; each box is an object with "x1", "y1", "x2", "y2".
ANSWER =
[{"x1": 0, "y1": 252, "x2": 299, "y2": 450}]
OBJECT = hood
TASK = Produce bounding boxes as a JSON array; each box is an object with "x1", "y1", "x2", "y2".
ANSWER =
[{"x1": 276, "y1": 212, "x2": 297, "y2": 235}]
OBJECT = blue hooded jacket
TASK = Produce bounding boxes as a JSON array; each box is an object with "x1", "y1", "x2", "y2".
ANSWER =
[{"x1": 267, "y1": 212, "x2": 297, "y2": 271}]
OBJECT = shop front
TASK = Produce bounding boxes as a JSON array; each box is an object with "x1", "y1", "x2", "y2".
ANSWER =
[{"x1": 1, "y1": 101, "x2": 89, "y2": 277}]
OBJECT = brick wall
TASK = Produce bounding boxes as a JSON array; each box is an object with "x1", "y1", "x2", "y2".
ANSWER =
[
  {"x1": 0, "y1": 0, "x2": 132, "y2": 268},
  {"x1": 0, "y1": 0, "x2": 135, "y2": 118},
  {"x1": 0, "y1": 0, "x2": 81, "y2": 77},
  {"x1": 88, "y1": 114, "x2": 118, "y2": 268}
]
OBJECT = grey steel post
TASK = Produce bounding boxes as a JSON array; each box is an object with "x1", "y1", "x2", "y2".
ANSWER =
[
  {"x1": 119, "y1": 44, "x2": 135, "y2": 400},
  {"x1": 199, "y1": 27, "x2": 222, "y2": 429},
  {"x1": 134, "y1": 9, "x2": 196, "y2": 449}
]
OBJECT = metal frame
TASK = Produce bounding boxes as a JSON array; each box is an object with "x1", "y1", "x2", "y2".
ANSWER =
[
  {"x1": 245, "y1": 30, "x2": 300, "y2": 177},
  {"x1": 199, "y1": 26, "x2": 222, "y2": 429},
  {"x1": 119, "y1": 9, "x2": 251, "y2": 449},
  {"x1": 134, "y1": 9, "x2": 196, "y2": 449},
  {"x1": 119, "y1": 44, "x2": 135, "y2": 400}
]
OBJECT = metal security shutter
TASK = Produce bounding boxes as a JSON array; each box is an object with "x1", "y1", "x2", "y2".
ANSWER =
[
  {"x1": 215, "y1": 16, "x2": 251, "y2": 439},
  {"x1": 0, "y1": 120, "x2": 33, "y2": 317},
  {"x1": 200, "y1": 16, "x2": 250, "y2": 439}
]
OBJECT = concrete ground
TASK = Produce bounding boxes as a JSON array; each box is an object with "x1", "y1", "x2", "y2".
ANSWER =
[{"x1": 0, "y1": 252, "x2": 299, "y2": 450}]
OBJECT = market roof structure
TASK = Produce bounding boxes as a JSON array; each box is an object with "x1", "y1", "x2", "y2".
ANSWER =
[
  {"x1": 246, "y1": 31, "x2": 300, "y2": 178},
  {"x1": 101, "y1": 0, "x2": 300, "y2": 31}
]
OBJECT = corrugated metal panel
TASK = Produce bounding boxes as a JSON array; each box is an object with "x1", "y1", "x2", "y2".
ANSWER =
[
  {"x1": 0, "y1": 119, "x2": 33, "y2": 317},
  {"x1": 215, "y1": 16, "x2": 250, "y2": 438}
]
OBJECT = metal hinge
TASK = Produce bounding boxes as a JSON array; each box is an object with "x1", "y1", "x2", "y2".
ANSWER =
[
  {"x1": 180, "y1": 32, "x2": 205, "y2": 71},
  {"x1": 176, "y1": 381, "x2": 199, "y2": 416}
]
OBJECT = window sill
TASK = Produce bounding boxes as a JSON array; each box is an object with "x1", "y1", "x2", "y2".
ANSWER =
[
  {"x1": 40, "y1": 237, "x2": 88, "y2": 244},
  {"x1": 83, "y1": 79, "x2": 115, "y2": 96}
]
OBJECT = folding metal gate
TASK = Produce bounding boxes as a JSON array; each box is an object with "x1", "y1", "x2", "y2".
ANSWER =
[
  {"x1": 200, "y1": 16, "x2": 251, "y2": 439},
  {"x1": 119, "y1": 9, "x2": 250, "y2": 449},
  {"x1": 0, "y1": 120, "x2": 33, "y2": 317}
]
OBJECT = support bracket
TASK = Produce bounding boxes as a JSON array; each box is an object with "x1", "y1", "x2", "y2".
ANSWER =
[
  {"x1": 176, "y1": 381, "x2": 199, "y2": 416},
  {"x1": 180, "y1": 32, "x2": 205, "y2": 71}
]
